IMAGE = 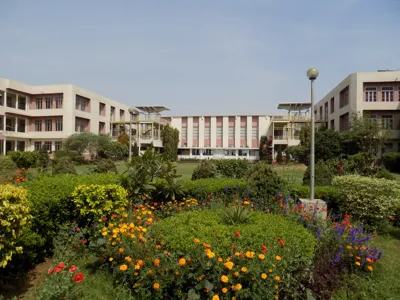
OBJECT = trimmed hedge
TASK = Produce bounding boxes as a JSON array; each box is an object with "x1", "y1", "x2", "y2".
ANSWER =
[
  {"x1": 180, "y1": 178, "x2": 247, "y2": 198},
  {"x1": 8, "y1": 151, "x2": 39, "y2": 169},
  {"x1": 151, "y1": 210, "x2": 315, "y2": 272},
  {"x1": 215, "y1": 159, "x2": 251, "y2": 179}
]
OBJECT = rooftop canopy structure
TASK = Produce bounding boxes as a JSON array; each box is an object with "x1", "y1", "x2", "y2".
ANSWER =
[
  {"x1": 277, "y1": 102, "x2": 311, "y2": 112},
  {"x1": 136, "y1": 106, "x2": 169, "y2": 114}
]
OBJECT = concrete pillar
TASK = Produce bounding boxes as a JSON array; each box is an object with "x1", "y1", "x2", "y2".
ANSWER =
[
  {"x1": 15, "y1": 117, "x2": 18, "y2": 132},
  {"x1": 2, "y1": 139, "x2": 5, "y2": 155},
  {"x1": 16, "y1": 94, "x2": 18, "y2": 109}
]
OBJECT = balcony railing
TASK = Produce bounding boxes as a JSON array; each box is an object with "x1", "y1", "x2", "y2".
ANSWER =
[{"x1": 272, "y1": 114, "x2": 310, "y2": 121}]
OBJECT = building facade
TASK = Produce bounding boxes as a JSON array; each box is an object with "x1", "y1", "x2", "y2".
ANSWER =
[
  {"x1": 0, "y1": 78, "x2": 167, "y2": 155},
  {"x1": 314, "y1": 71, "x2": 400, "y2": 153}
]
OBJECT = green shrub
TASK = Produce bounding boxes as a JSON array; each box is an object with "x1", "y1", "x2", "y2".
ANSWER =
[
  {"x1": 8, "y1": 151, "x2": 39, "y2": 169},
  {"x1": 325, "y1": 159, "x2": 355, "y2": 176},
  {"x1": 72, "y1": 184, "x2": 128, "y2": 221},
  {"x1": 100, "y1": 142, "x2": 129, "y2": 160},
  {"x1": 246, "y1": 162, "x2": 287, "y2": 209},
  {"x1": 289, "y1": 185, "x2": 340, "y2": 212},
  {"x1": 348, "y1": 153, "x2": 375, "y2": 176},
  {"x1": 38, "y1": 147, "x2": 50, "y2": 171},
  {"x1": 215, "y1": 159, "x2": 251, "y2": 179},
  {"x1": 151, "y1": 210, "x2": 315, "y2": 270},
  {"x1": 24, "y1": 174, "x2": 120, "y2": 259},
  {"x1": 180, "y1": 178, "x2": 247, "y2": 198},
  {"x1": 0, "y1": 185, "x2": 32, "y2": 268},
  {"x1": 382, "y1": 152, "x2": 400, "y2": 173},
  {"x1": 89, "y1": 159, "x2": 118, "y2": 174},
  {"x1": 0, "y1": 156, "x2": 17, "y2": 179},
  {"x1": 332, "y1": 175, "x2": 400, "y2": 232},
  {"x1": 54, "y1": 150, "x2": 85, "y2": 165},
  {"x1": 191, "y1": 160, "x2": 216, "y2": 180},
  {"x1": 303, "y1": 160, "x2": 334, "y2": 186},
  {"x1": 52, "y1": 157, "x2": 77, "y2": 175},
  {"x1": 374, "y1": 166, "x2": 395, "y2": 180}
]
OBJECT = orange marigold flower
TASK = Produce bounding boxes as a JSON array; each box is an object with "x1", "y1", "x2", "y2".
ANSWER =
[
  {"x1": 241, "y1": 267, "x2": 247, "y2": 273},
  {"x1": 212, "y1": 295, "x2": 220, "y2": 300},
  {"x1": 355, "y1": 262, "x2": 361, "y2": 266},
  {"x1": 119, "y1": 264, "x2": 128, "y2": 271},
  {"x1": 119, "y1": 248, "x2": 124, "y2": 253},
  {"x1": 138, "y1": 260, "x2": 144, "y2": 266},
  {"x1": 367, "y1": 265, "x2": 373, "y2": 271},
  {"x1": 274, "y1": 275, "x2": 281, "y2": 281},
  {"x1": 222, "y1": 287, "x2": 228, "y2": 293},
  {"x1": 275, "y1": 256, "x2": 282, "y2": 261},
  {"x1": 224, "y1": 261, "x2": 234, "y2": 270},
  {"x1": 261, "y1": 273, "x2": 267, "y2": 279},
  {"x1": 178, "y1": 258, "x2": 186, "y2": 266},
  {"x1": 221, "y1": 275, "x2": 229, "y2": 283},
  {"x1": 258, "y1": 254, "x2": 265, "y2": 260},
  {"x1": 194, "y1": 238, "x2": 200, "y2": 243},
  {"x1": 154, "y1": 258, "x2": 160, "y2": 267},
  {"x1": 218, "y1": 257, "x2": 223, "y2": 263},
  {"x1": 234, "y1": 283, "x2": 242, "y2": 291},
  {"x1": 153, "y1": 282, "x2": 160, "y2": 289},
  {"x1": 125, "y1": 256, "x2": 132, "y2": 262}
]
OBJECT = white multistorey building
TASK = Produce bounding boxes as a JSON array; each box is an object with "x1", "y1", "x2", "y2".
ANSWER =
[
  {"x1": 314, "y1": 70, "x2": 400, "y2": 153},
  {"x1": 0, "y1": 78, "x2": 168, "y2": 155},
  {"x1": 168, "y1": 104, "x2": 314, "y2": 160}
]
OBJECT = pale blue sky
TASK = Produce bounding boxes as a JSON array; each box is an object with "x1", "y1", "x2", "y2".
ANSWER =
[{"x1": 1, "y1": 0, "x2": 399, "y2": 116}]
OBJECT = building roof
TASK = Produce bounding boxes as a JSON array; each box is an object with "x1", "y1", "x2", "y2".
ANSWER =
[
  {"x1": 136, "y1": 106, "x2": 169, "y2": 114},
  {"x1": 277, "y1": 102, "x2": 311, "y2": 111}
]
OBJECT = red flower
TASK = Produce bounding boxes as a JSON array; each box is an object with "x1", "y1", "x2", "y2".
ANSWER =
[
  {"x1": 234, "y1": 232, "x2": 241, "y2": 237},
  {"x1": 391, "y1": 216, "x2": 396, "y2": 221},
  {"x1": 261, "y1": 245, "x2": 268, "y2": 253},
  {"x1": 72, "y1": 272, "x2": 84, "y2": 283},
  {"x1": 55, "y1": 262, "x2": 66, "y2": 272},
  {"x1": 111, "y1": 214, "x2": 117, "y2": 219},
  {"x1": 69, "y1": 265, "x2": 78, "y2": 273},
  {"x1": 232, "y1": 244, "x2": 237, "y2": 250},
  {"x1": 276, "y1": 238, "x2": 285, "y2": 247},
  {"x1": 102, "y1": 217, "x2": 107, "y2": 222},
  {"x1": 48, "y1": 267, "x2": 55, "y2": 274},
  {"x1": 81, "y1": 239, "x2": 87, "y2": 244}
]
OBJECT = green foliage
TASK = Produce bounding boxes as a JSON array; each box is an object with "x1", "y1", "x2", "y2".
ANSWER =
[
  {"x1": 0, "y1": 156, "x2": 17, "y2": 179},
  {"x1": 303, "y1": 160, "x2": 334, "y2": 186},
  {"x1": 89, "y1": 159, "x2": 118, "y2": 174},
  {"x1": 24, "y1": 174, "x2": 120, "y2": 258},
  {"x1": 52, "y1": 157, "x2": 77, "y2": 175},
  {"x1": 7, "y1": 151, "x2": 39, "y2": 169},
  {"x1": 288, "y1": 185, "x2": 340, "y2": 212},
  {"x1": 72, "y1": 184, "x2": 128, "y2": 221},
  {"x1": 100, "y1": 142, "x2": 129, "y2": 160},
  {"x1": 315, "y1": 127, "x2": 342, "y2": 161},
  {"x1": 180, "y1": 178, "x2": 247, "y2": 198},
  {"x1": 153, "y1": 177, "x2": 184, "y2": 201},
  {"x1": 348, "y1": 153, "x2": 376, "y2": 176},
  {"x1": 132, "y1": 142, "x2": 139, "y2": 157},
  {"x1": 276, "y1": 146, "x2": 283, "y2": 164},
  {"x1": 121, "y1": 148, "x2": 179, "y2": 201},
  {"x1": 382, "y1": 152, "x2": 400, "y2": 173},
  {"x1": 259, "y1": 135, "x2": 272, "y2": 162},
  {"x1": 246, "y1": 162, "x2": 287, "y2": 210},
  {"x1": 215, "y1": 159, "x2": 251, "y2": 179},
  {"x1": 54, "y1": 150, "x2": 85, "y2": 165},
  {"x1": 286, "y1": 145, "x2": 308, "y2": 164},
  {"x1": 374, "y1": 166, "x2": 395, "y2": 180},
  {"x1": 0, "y1": 185, "x2": 31, "y2": 268},
  {"x1": 38, "y1": 146, "x2": 50, "y2": 171},
  {"x1": 161, "y1": 124, "x2": 180, "y2": 161},
  {"x1": 117, "y1": 132, "x2": 129, "y2": 145},
  {"x1": 152, "y1": 210, "x2": 315, "y2": 268},
  {"x1": 63, "y1": 132, "x2": 106, "y2": 154},
  {"x1": 220, "y1": 203, "x2": 253, "y2": 225},
  {"x1": 332, "y1": 175, "x2": 400, "y2": 232},
  {"x1": 191, "y1": 160, "x2": 216, "y2": 180}
]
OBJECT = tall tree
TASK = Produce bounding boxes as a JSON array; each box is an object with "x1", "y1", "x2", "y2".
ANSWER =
[
  {"x1": 161, "y1": 124, "x2": 180, "y2": 161},
  {"x1": 259, "y1": 136, "x2": 273, "y2": 162}
]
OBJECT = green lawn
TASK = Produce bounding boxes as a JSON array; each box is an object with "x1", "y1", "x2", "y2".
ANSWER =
[{"x1": 333, "y1": 228, "x2": 400, "y2": 300}]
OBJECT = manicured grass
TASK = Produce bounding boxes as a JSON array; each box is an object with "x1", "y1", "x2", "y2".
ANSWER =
[
  {"x1": 175, "y1": 162, "x2": 199, "y2": 180},
  {"x1": 332, "y1": 228, "x2": 400, "y2": 300}
]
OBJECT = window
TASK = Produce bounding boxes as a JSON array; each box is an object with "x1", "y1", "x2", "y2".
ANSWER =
[
  {"x1": 366, "y1": 114, "x2": 377, "y2": 123},
  {"x1": 18, "y1": 97, "x2": 26, "y2": 110},
  {"x1": 120, "y1": 109, "x2": 125, "y2": 121},
  {"x1": 17, "y1": 119, "x2": 26, "y2": 133},
  {"x1": 35, "y1": 98, "x2": 43, "y2": 109},
  {"x1": 6, "y1": 117, "x2": 15, "y2": 131},
  {"x1": 192, "y1": 126, "x2": 199, "y2": 139},
  {"x1": 365, "y1": 87, "x2": 377, "y2": 102},
  {"x1": 229, "y1": 126, "x2": 235, "y2": 139},
  {"x1": 44, "y1": 141, "x2": 52, "y2": 152},
  {"x1": 0, "y1": 94, "x2": 3, "y2": 106},
  {"x1": 252, "y1": 126, "x2": 258, "y2": 139},
  {"x1": 330, "y1": 97, "x2": 335, "y2": 114},
  {"x1": 76, "y1": 96, "x2": 90, "y2": 111},
  {"x1": 75, "y1": 117, "x2": 89, "y2": 132},
  {"x1": 203, "y1": 149, "x2": 212, "y2": 156},
  {"x1": 45, "y1": 97, "x2": 52, "y2": 109},
  {"x1": 110, "y1": 106, "x2": 115, "y2": 120},
  {"x1": 35, "y1": 120, "x2": 42, "y2": 131},
  {"x1": 330, "y1": 119, "x2": 335, "y2": 129},
  {"x1": 216, "y1": 127, "x2": 223, "y2": 140},
  {"x1": 99, "y1": 122, "x2": 105, "y2": 134},
  {"x1": 34, "y1": 142, "x2": 42, "y2": 151},
  {"x1": 45, "y1": 119, "x2": 52, "y2": 131},
  {"x1": 204, "y1": 127, "x2": 211, "y2": 139},
  {"x1": 339, "y1": 113, "x2": 349, "y2": 131},
  {"x1": 17, "y1": 141, "x2": 25, "y2": 151},
  {"x1": 99, "y1": 103, "x2": 106, "y2": 116},
  {"x1": 55, "y1": 118, "x2": 63, "y2": 131},
  {"x1": 340, "y1": 86, "x2": 349, "y2": 108},
  {"x1": 240, "y1": 126, "x2": 247, "y2": 139},
  {"x1": 55, "y1": 96, "x2": 63, "y2": 108},
  {"x1": 0, "y1": 116, "x2": 3, "y2": 130},
  {"x1": 382, "y1": 115, "x2": 394, "y2": 129},
  {"x1": 55, "y1": 141, "x2": 62, "y2": 151},
  {"x1": 6, "y1": 96, "x2": 15, "y2": 108},
  {"x1": 324, "y1": 102, "x2": 328, "y2": 120},
  {"x1": 319, "y1": 107, "x2": 323, "y2": 120},
  {"x1": 181, "y1": 127, "x2": 187, "y2": 141},
  {"x1": 382, "y1": 87, "x2": 394, "y2": 102}
]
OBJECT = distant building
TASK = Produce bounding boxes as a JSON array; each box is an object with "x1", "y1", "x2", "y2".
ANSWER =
[{"x1": 314, "y1": 71, "x2": 400, "y2": 154}]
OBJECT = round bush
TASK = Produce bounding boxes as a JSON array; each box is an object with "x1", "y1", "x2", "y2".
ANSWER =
[
  {"x1": 152, "y1": 210, "x2": 315, "y2": 271},
  {"x1": 8, "y1": 151, "x2": 39, "y2": 169},
  {"x1": 89, "y1": 159, "x2": 118, "y2": 174},
  {"x1": 191, "y1": 160, "x2": 216, "y2": 180},
  {"x1": 52, "y1": 157, "x2": 77, "y2": 175},
  {"x1": 303, "y1": 160, "x2": 333, "y2": 186}
]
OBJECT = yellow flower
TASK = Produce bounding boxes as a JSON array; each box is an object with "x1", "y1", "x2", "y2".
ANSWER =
[
  {"x1": 274, "y1": 275, "x2": 281, "y2": 281},
  {"x1": 355, "y1": 262, "x2": 361, "y2": 266},
  {"x1": 367, "y1": 265, "x2": 373, "y2": 271},
  {"x1": 119, "y1": 248, "x2": 124, "y2": 253},
  {"x1": 175, "y1": 271, "x2": 179, "y2": 275},
  {"x1": 221, "y1": 275, "x2": 229, "y2": 283},
  {"x1": 224, "y1": 261, "x2": 234, "y2": 270},
  {"x1": 234, "y1": 252, "x2": 240, "y2": 257},
  {"x1": 212, "y1": 296, "x2": 220, "y2": 300},
  {"x1": 346, "y1": 245, "x2": 352, "y2": 249},
  {"x1": 218, "y1": 257, "x2": 223, "y2": 263},
  {"x1": 235, "y1": 283, "x2": 242, "y2": 291},
  {"x1": 134, "y1": 264, "x2": 140, "y2": 270},
  {"x1": 245, "y1": 251, "x2": 255, "y2": 258},
  {"x1": 268, "y1": 269, "x2": 273, "y2": 273},
  {"x1": 109, "y1": 257, "x2": 113, "y2": 262},
  {"x1": 258, "y1": 254, "x2": 265, "y2": 260},
  {"x1": 102, "y1": 231, "x2": 108, "y2": 236},
  {"x1": 153, "y1": 282, "x2": 160, "y2": 289},
  {"x1": 275, "y1": 256, "x2": 282, "y2": 261},
  {"x1": 194, "y1": 238, "x2": 200, "y2": 243},
  {"x1": 366, "y1": 258, "x2": 373, "y2": 263},
  {"x1": 122, "y1": 213, "x2": 128, "y2": 217},
  {"x1": 274, "y1": 285, "x2": 278, "y2": 289},
  {"x1": 356, "y1": 256, "x2": 361, "y2": 260},
  {"x1": 178, "y1": 258, "x2": 186, "y2": 266},
  {"x1": 233, "y1": 271, "x2": 239, "y2": 277},
  {"x1": 261, "y1": 273, "x2": 267, "y2": 279},
  {"x1": 119, "y1": 264, "x2": 128, "y2": 271},
  {"x1": 274, "y1": 296, "x2": 279, "y2": 300},
  {"x1": 222, "y1": 287, "x2": 228, "y2": 293},
  {"x1": 154, "y1": 258, "x2": 160, "y2": 268},
  {"x1": 125, "y1": 256, "x2": 132, "y2": 262}
]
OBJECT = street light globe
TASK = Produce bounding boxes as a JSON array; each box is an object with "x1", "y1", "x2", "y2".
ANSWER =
[{"x1": 307, "y1": 68, "x2": 319, "y2": 80}]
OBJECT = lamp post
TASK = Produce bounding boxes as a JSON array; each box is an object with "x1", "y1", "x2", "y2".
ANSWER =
[
  {"x1": 128, "y1": 108, "x2": 135, "y2": 160},
  {"x1": 306, "y1": 68, "x2": 319, "y2": 201}
]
